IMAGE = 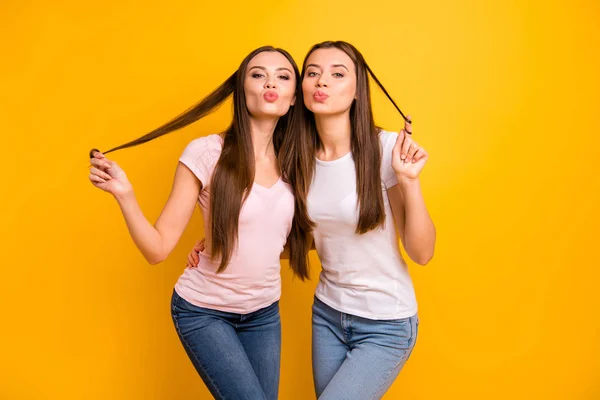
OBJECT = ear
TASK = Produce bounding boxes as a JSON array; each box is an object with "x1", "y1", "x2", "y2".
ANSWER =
[{"x1": 291, "y1": 94, "x2": 296, "y2": 106}]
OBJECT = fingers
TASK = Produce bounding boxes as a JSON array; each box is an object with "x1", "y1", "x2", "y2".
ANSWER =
[
  {"x1": 89, "y1": 148, "x2": 101, "y2": 159},
  {"x1": 397, "y1": 128, "x2": 427, "y2": 163},
  {"x1": 88, "y1": 150, "x2": 117, "y2": 192},
  {"x1": 194, "y1": 238, "x2": 206, "y2": 253},
  {"x1": 89, "y1": 173, "x2": 110, "y2": 192},
  {"x1": 89, "y1": 173, "x2": 107, "y2": 184},
  {"x1": 188, "y1": 238, "x2": 206, "y2": 267},
  {"x1": 406, "y1": 142, "x2": 419, "y2": 162},
  {"x1": 404, "y1": 115, "x2": 413, "y2": 134},
  {"x1": 90, "y1": 167, "x2": 112, "y2": 181},
  {"x1": 399, "y1": 114, "x2": 413, "y2": 160},
  {"x1": 192, "y1": 248, "x2": 201, "y2": 263},
  {"x1": 187, "y1": 248, "x2": 200, "y2": 267},
  {"x1": 400, "y1": 130, "x2": 413, "y2": 161},
  {"x1": 90, "y1": 157, "x2": 112, "y2": 171},
  {"x1": 392, "y1": 130, "x2": 404, "y2": 160},
  {"x1": 395, "y1": 129, "x2": 428, "y2": 165},
  {"x1": 412, "y1": 148, "x2": 428, "y2": 163},
  {"x1": 187, "y1": 252, "x2": 196, "y2": 268}
]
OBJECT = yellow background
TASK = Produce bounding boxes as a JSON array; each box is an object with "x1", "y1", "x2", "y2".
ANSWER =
[{"x1": 1, "y1": 0, "x2": 599, "y2": 399}]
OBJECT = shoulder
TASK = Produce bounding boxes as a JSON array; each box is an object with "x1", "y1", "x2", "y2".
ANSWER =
[
  {"x1": 185, "y1": 134, "x2": 223, "y2": 156},
  {"x1": 179, "y1": 134, "x2": 224, "y2": 187},
  {"x1": 181, "y1": 134, "x2": 223, "y2": 164}
]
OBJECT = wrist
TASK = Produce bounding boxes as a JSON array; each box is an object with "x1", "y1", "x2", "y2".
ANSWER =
[
  {"x1": 396, "y1": 175, "x2": 421, "y2": 190},
  {"x1": 114, "y1": 187, "x2": 135, "y2": 203}
]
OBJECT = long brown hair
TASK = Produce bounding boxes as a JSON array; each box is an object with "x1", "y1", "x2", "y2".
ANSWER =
[
  {"x1": 280, "y1": 41, "x2": 410, "y2": 241},
  {"x1": 91, "y1": 46, "x2": 311, "y2": 278}
]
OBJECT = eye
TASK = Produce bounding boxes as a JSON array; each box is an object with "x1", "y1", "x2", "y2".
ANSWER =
[
  {"x1": 333, "y1": 72, "x2": 344, "y2": 78},
  {"x1": 251, "y1": 73, "x2": 265, "y2": 79},
  {"x1": 306, "y1": 71, "x2": 319, "y2": 77},
  {"x1": 278, "y1": 75, "x2": 290, "y2": 80}
]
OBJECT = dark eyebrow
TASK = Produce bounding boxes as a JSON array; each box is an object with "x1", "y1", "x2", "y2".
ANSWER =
[
  {"x1": 332, "y1": 64, "x2": 349, "y2": 71},
  {"x1": 305, "y1": 63, "x2": 349, "y2": 72},
  {"x1": 248, "y1": 66, "x2": 266, "y2": 74},
  {"x1": 248, "y1": 66, "x2": 293, "y2": 74}
]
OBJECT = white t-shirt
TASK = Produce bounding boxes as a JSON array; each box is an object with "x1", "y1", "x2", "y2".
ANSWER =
[{"x1": 307, "y1": 130, "x2": 418, "y2": 320}]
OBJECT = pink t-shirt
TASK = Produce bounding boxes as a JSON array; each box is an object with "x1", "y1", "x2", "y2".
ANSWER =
[{"x1": 174, "y1": 134, "x2": 294, "y2": 314}]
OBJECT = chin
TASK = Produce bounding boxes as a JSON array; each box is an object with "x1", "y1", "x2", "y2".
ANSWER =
[
  {"x1": 253, "y1": 107, "x2": 289, "y2": 119},
  {"x1": 306, "y1": 101, "x2": 325, "y2": 112},
  {"x1": 308, "y1": 104, "x2": 338, "y2": 115}
]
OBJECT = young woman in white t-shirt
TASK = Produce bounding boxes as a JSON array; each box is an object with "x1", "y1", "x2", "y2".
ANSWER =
[{"x1": 289, "y1": 40, "x2": 436, "y2": 399}]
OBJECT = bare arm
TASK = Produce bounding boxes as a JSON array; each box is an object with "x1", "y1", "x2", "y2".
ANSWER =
[
  {"x1": 387, "y1": 120, "x2": 436, "y2": 265},
  {"x1": 388, "y1": 180, "x2": 436, "y2": 265},
  {"x1": 90, "y1": 152, "x2": 201, "y2": 264}
]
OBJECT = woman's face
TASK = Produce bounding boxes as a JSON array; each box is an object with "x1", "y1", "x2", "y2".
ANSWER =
[
  {"x1": 243, "y1": 51, "x2": 297, "y2": 119},
  {"x1": 302, "y1": 48, "x2": 357, "y2": 116}
]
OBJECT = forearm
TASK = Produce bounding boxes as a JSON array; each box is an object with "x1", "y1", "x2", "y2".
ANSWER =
[
  {"x1": 115, "y1": 191, "x2": 166, "y2": 264},
  {"x1": 398, "y1": 178, "x2": 436, "y2": 265}
]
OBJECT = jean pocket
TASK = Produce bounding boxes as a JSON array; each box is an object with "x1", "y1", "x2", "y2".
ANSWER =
[
  {"x1": 171, "y1": 290, "x2": 200, "y2": 316},
  {"x1": 375, "y1": 316, "x2": 415, "y2": 349}
]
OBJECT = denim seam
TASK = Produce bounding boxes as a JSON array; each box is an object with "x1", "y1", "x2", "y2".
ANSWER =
[
  {"x1": 173, "y1": 315, "x2": 225, "y2": 399},
  {"x1": 368, "y1": 317, "x2": 415, "y2": 400},
  {"x1": 342, "y1": 313, "x2": 353, "y2": 343}
]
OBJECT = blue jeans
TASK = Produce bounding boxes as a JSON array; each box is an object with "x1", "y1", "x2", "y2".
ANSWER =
[
  {"x1": 171, "y1": 290, "x2": 281, "y2": 400},
  {"x1": 312, "y1": 296, "x2": 419, "y2": 400}
]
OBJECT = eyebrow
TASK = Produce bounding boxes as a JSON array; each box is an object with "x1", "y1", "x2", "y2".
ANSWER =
[
  {"x1": 248, "y1": 66, "x2": 293, "y2": 74},
  {"x1": 306, "y1": 63, "x2": 349, "y2": 72}
]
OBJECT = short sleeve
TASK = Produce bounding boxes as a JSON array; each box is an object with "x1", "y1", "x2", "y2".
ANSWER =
[
  {"x1": 178, "y1": 134, "x2": 223, "y2": 188},
  {"x1": 380, "y1": 130, "x2": 399, "y2": 189}
]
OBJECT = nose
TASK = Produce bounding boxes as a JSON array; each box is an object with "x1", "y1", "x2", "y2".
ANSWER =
[
  {"x1": 317, "y1": 75, "x2": 328, "y2": 88},
  {"x1": 265, "y1": 78, "x2": 277, "y2": 89}
]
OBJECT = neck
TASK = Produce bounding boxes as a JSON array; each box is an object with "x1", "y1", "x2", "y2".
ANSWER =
[
  {"x1": 314, "y1": 111, "x2": 352, "y2": 160},
  {"x1": 249, "y1": 117, "x2": 278, "y2": 159}
]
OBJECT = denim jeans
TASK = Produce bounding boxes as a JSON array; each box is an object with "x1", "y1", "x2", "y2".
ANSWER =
[
  {"x1": 312, "y1": 296, "x2": 418, "y2": 400},
  {"x1": 171, "y1": 290, "x2": 281, "y2": 399}
]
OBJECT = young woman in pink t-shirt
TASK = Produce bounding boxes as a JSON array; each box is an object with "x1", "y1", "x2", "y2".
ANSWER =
[{"x1": 87, "y1": 46, "x2": 311, "y2": 400}]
